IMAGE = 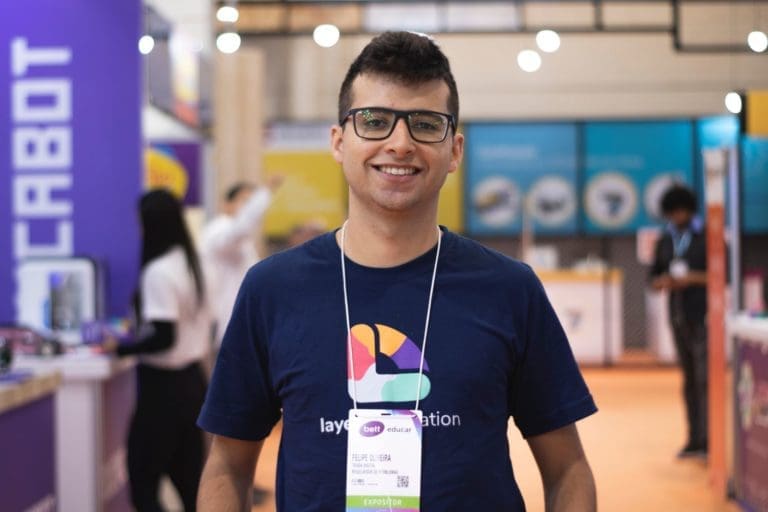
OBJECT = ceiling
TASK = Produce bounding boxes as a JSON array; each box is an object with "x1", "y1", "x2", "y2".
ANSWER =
[{"x1": 211, "y1": 0, "x2": 768, "y2": 53}]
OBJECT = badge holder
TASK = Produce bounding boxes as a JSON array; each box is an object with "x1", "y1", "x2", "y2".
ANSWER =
[{"x1": 346, "y1": 409, "x2": 423, "y2": 511}]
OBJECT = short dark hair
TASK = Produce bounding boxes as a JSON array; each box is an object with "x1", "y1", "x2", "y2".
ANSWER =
[
  {"x1": 337, "y1": 31, "x2": 459, "y2": 125},
  {"x1": 660, "y1": 184, "x2": 697, "y2": 214},
  {"x1": 225, "y1": 182, "x2": 254, "y2": 203}
]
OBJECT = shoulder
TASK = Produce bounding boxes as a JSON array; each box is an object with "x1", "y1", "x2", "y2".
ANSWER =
[
  {"x1": 242, "y1": 231, "x2": 337, "y2": 286},
  {"x1": 144, "y1": 248, "x2": 185, "y2": 279},
  {"x1": 443, "y1": 230, "x2": 539, "y2": 286}
]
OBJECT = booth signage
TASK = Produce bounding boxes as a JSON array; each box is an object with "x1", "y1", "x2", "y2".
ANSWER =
[{"x1": 0, "y1": 1, "x2": 142, "y2": 322}]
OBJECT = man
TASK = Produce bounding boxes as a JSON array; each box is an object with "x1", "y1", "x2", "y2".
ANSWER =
[
  {"x1": 650, "y1": 184, "x2": 708, "y2": 458},
  {"x1": 199, "y1": 176, "x2": 282, "y2": 347},
  {"x1": 198, "y1": 31, "x2": 597, "y2": 511}
]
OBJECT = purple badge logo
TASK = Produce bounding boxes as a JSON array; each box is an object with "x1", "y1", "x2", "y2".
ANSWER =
[{"x1": 360, "y1": 421, "x2": 384, "y2": 437}]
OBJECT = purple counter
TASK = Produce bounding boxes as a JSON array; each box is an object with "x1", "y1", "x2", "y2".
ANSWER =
[
  {"x1": 13, "y1": 353, "x2": 135, "y2": 512},
  {"x1": 729, "y1": 315, "x2": 768, "y2": 511},
  {"x1": 0, "y1": 372, "x2": 60, "y2": 511}
]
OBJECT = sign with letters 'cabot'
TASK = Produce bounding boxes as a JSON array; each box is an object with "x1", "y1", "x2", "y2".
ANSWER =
[{"x1": 0, "y1": 1, "x2": 142, "y2": 322}]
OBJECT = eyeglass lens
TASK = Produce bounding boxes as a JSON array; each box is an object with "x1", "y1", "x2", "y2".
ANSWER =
[{"x1": 353, "y1": 109, "x2": 449, "y2": 142}]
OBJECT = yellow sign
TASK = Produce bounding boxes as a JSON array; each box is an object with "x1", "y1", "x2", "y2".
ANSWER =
[
  {"x1": 263, "y1": 151, "x2": 347, "y2": 238},
  {"x1": 747, "y1": 90, "x2": 768, "y2": 137},
  {"x1": 144, "y1": 147, "x2": 188, "y2": 200}
]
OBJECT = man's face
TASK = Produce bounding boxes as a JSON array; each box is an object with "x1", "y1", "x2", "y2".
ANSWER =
[
  {"x1": 331, "y1": 74, "x2": 464, "y2": 217},
  {"x1": 667, "y1": 208, "x2": 693, "y2": 229}
]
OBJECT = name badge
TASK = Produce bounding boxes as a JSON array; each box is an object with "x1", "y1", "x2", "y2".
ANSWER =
[
  {"x1": 346, "y1": 409, "x2": 423, "y2": 511},
  {"x1": 669, "y1": 258, "x2": 689, "y2": 278}
]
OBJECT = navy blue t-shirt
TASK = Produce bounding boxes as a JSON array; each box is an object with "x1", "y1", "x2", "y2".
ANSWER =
[{"x1": 198, "y1": 228, "x2": 597, "y2": 511}]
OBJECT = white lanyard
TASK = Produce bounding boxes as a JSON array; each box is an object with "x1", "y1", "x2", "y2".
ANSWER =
[{"x1": 341, "y1": 222, "x2": 441, "y2": 411}]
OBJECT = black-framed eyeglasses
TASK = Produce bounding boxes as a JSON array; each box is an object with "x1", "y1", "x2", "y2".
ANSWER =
[{"x1": 340, "y1": 107, "x2": 456, "y2": 144}]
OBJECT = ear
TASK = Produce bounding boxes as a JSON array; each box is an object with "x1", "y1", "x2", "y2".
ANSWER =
[
  {"x1": 331, "y1": 125, "x2": 344, "y2": 164},
  {"x1": 447, "y1": 132, "x2": 464, "y2": 174}
]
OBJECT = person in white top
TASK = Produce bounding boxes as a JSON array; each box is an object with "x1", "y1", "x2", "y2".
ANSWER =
[
  {"x1": 200, "y1": 176, "x2": 283, "y2": 346},
  {"x1": 199, "y1": 177, "x2": 282, "y2": 506},
  {"x1": 107, "y1": 188, "x2": 210, "y2": 512}
]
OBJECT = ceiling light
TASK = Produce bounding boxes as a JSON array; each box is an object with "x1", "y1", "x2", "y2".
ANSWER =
[
  {"x1": 217, "y1": 6, "x2": 239, "y2": 23},
  {"x1": 517, "y1": 50, "x2": 542, "y2": 72},
  {"x1": 216, "y1": 32, "x2": 241, "y2": 54},
  {"x1": 138, "y1": 35, "x2": 155, "y2": 55},
  {"x1": 536, "y1": 30, "x2": 561, "y2": 53},
  {"x1": 747, "y1": 30, "x2": 768, "y2": 52},
  {"x1": 313, "y1": 24, "x2": 340, "y2": 48},
  {"x1": 724, "y1": 92, "x2": 742, "y2": 114}
]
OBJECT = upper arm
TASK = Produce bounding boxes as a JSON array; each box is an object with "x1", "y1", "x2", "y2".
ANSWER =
[
  {"x1": 527, "y1": 424, "x2": 588, "y2": 487},
  {"x1": 527, "y1": 423, "x2": 596, "y2": 511},
  {"x1": 198, "y1": 435, "x2": 264, "y2": 511},
  {"x1": 205, "y1": 189, "x2": 271, "y2": 254},
  {"x1": 141, "y1": 264, "x2": 179, "y2": 321},
  {"x1": 206, "y1": 434, "x2": 263, "y2": 477}
]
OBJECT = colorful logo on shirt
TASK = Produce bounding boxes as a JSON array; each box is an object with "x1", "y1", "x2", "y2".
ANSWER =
[{"x1": 347, "y1": 323, "x2": 431, "y2": 403}]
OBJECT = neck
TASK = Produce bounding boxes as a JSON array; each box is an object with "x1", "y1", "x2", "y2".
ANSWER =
[{"x1": 338, "y1": 209, "x2": 441, "y2": 268}]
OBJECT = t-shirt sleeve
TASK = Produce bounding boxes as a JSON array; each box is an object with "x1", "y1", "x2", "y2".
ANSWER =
[
  {"x1": 509, "y1": 268, "x2": 597, "y2": 438},
  {"x1": 141, "y1": 263, "x2": 179, "y2": 321},
  {"x1": 197, "y1": 268, "x2": 282, "y2": 440}
]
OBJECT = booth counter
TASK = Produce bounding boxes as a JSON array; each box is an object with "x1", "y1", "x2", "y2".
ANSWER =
[
  {"x1": 13, "y1": 351, "x2": 136, "y2": 512},
  {"x1": 537, "y1": 269, "x2": 624, "y2": 365},
  {"x1": 728, "y1": 314, "x2": 768, "y2": 511},
  {"x1": 0, "y1": 370, "x2": 60, "y2": 512}
]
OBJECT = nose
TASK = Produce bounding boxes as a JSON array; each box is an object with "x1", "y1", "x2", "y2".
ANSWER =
[{"x1": 385, "y1": 118, "x2": 416, "y2": 156}]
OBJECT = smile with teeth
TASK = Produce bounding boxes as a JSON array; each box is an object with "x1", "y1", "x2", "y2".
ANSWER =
[{"x1": 376, "y1": 165, "x2": 418, "y2": 176}]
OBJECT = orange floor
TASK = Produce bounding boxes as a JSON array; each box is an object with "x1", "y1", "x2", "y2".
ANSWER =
[{"x1": 250, "y1": 367, "x2": 740, "y2": 511}]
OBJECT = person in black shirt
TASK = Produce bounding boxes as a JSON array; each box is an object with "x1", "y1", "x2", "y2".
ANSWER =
[{"x1": 650, "y1": 184, "x2": 708, "y2": 458}]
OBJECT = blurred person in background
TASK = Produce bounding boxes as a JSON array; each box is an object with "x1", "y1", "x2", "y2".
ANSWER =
[
  {"x1": 650, "y1": 184, "x2": 708, "y2": 458},
  {"x1": 199, "y1": 176, "x2": 283, "y2": 349},
  {"x1": 198, "y1": 176, "x2": 282, "y2": 504},
  {"x1": 286, "y1": 218, "x2": 327, "y2": 248},
  {"x1": 107, "y1": 189, "x2": 210, "y2": 511}
]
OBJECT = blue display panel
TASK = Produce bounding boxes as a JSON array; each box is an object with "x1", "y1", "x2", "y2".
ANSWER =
[
  {"x1": 742, "y1": 137, "x2": 768, "y2": 233},
  {"x1": 697, "y1": 115, "x2": 739, "y2": 149},
  {"x1": 695, "y1": 115, "x2": 739, "y2": 223},
  {"x1": 465, "y1": 123, "x2": 578, "y2": 236},
  {"x1": 582, "y1": 121, "x2": 694, "y2": 234}
]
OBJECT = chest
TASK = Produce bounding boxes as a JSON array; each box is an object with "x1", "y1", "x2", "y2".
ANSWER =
[{"x1": 264, "y1": 284, "x2": 517, "y2": 422}]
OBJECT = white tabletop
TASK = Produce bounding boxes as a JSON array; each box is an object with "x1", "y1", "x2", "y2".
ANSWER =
[
  {"x1": 13, "y1": 348, "x2": 135, "y2": 381},
  {"x1": 727, "y1": 313, "x2": 768, "y2": 345}
]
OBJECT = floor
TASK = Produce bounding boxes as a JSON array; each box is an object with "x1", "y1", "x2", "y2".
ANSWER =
[{"x1": 245, "y1": 367, "x2": 740, "y2": 511}]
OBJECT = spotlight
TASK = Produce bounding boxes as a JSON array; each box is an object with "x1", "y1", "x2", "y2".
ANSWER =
[
  {"x1": 138, "y1": 35, "x2": 155, "y2": 55},
  {"x1": 747, "y1": 30, "x2": 767, "y2": 53},
  {"x1": 216, "y1": 32, "x2": 241, "y2": 54},
  {"x1": 536, "y1": 30, "x2": 561, "y2": 53},
  {"x1": 313, "y1": 24, "x2": 340, "y2": 48},
  {"x1": 517, "y1": 50, "x2": 542, "y2": 72},
  {"x1": 724, "y1": 92, "x2": 742, "y2": 114},
  {"x1": 217, "y1": 6, "x2": 239, "y2": 23}
]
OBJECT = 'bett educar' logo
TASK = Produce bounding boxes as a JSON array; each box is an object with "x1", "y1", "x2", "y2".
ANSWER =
[{"x1": 360, "y1": 421, "x2": 384, "y2": 437}]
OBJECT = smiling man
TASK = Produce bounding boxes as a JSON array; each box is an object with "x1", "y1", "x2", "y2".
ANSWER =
[{"x1": 197, "y1": 31, "x2": 597, "y2": 511}]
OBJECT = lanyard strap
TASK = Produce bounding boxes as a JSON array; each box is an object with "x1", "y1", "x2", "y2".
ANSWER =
[
  {"x1": 341, "y1": 222, "x2": 441, "y2": 410},
  {"x1": 673, "y1": 231, "x2": 692, "y2": 258}
]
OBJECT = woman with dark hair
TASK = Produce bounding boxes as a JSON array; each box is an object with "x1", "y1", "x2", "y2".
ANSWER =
[{"x1": 109, "y1": 188, "x2": 210, "y2": 511}]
